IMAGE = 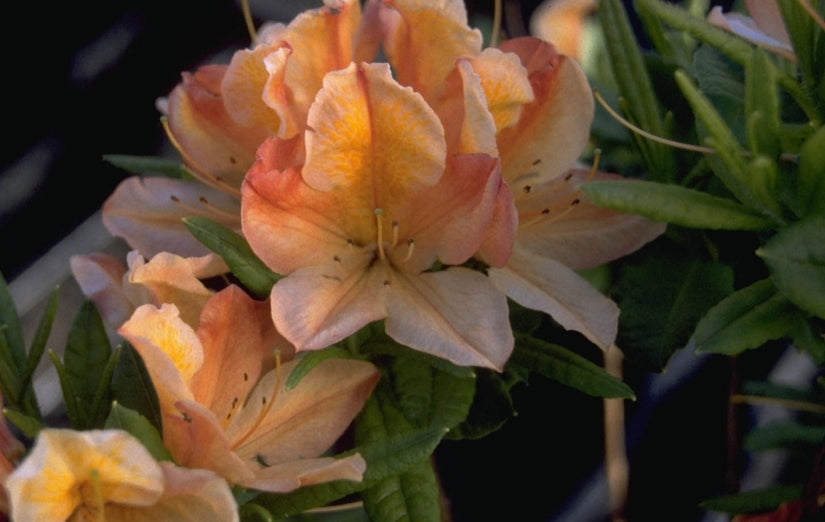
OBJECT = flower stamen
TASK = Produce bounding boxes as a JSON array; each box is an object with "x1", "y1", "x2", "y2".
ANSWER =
[{"x1": 375, "y1": 208, "x2": 386, "y2": 260}]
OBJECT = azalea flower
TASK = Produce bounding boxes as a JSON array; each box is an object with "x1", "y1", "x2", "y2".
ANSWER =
[
  {"x1": 708, "y1": 0, "x2": 795, "y2": 61},
  {"x1": 70, "y1": 250, "x2": 221, "y2": 330},
  {"x1": 241, "y1": 61, "x2": 515, "y2": 370},
  {"x1": 529, "y1": 0, "x2": 597, "y2": 61},
  {"x1": 4, "y1": 428, "x2": 238, "y2": 522},
  {"x1": 0, "y1": 394, "x2": 24, "y2": 521},
  {"x1": 118, "y1": 285, "x2": 379, "y2": 492},
  {"x1": 102, "y1": 0, "x2": 372, "y2": 262},
  {"x1": 481, "y1": 37, "x2": 667, "y2": 349}
]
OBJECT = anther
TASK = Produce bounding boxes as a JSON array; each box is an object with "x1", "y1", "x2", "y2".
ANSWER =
[
  {"x1": 402, "y1": 238, "x2": 415, "y2": 262},
  {"x1": 391, "y1": 220, "x2": 399, "y2": 247}
]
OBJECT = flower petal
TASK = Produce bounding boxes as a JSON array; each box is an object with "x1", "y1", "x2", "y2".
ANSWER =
[
  {"x1": 102, "y1": 176, "x2": 240, "y2": 260},
  {"x1": 466, "y1": 48, "x2": 535, "y2": 132},
  {"x1": 229, "y1": 358, "x2": 378, "y2": 468},
  {"x1": 192, "y1": 286, "x2": 289, "y2": 413},
  {"x1": 71, "y1": 252, "x2": 135, "y2": 329},
  {"x1": 376, "y1": 0, "x2": 483, "y2": 101},
  {"x1": 6, "y1": 429, "x2": 164, "y2": 521},
  {"x1": 385, "y1": 267, "x2": 514, "y2": 370},
  {"x1": 490, "y1": 247, "x2": 619, "y2": 349},
  {"x1": 165, "y1": 64, "x2": 269, "y2": 189},
  {"x1": 496, "y1": 37, "x2": 594, "y2": 187},
  {"x1": 118, "y1": 304, "x2": 201, "y2": 411},
  {"x1": 514, "y1": 168, "x2": 666, "y2": 269},
  {"x1": 240, "y1": 454, "x2": 367, "y2": 493}
]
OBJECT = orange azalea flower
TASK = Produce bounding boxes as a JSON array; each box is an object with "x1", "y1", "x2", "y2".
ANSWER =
[
  {"x1": 118, "y1": 285, "x2": 379, "y2": 492},
  {"x1": 481, "y1": 38, "x2": 666, "y2": 349},
  {"x1": 102, "y1": 0, "x2": 371, "y2": 261},
  {"x1": 242, "y1": 62, "x2": 515, "y2": 370},
  {"x1": 4, "y1": 428, "x2": 238, "y2": 522}
]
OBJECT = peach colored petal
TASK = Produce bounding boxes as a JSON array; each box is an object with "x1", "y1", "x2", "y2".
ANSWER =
[
  {"x1": 514, "y1": 168, "x2": 666, "y2": 270},
  {"x1": 385, "y1": 268, "x2": 513, "y2": 369},
  {"x1": 490, "y1": 247, "x2": 619, "y2": 349},
  {"x1": 166, "y1": 65, "x2": 268, "y2": 189},
  {"x1": 6, "y1": 429, "x2": 164, "y2": 521},
  {"x1": 529, "y1": 0, "x2": 597, "y2": 60},
  {"x1": 118, "y1": 304, "x2": 201, "y2": 411},
  {"x1": 707, "y1": 3, "x2": 795, "y2": 61},
  {"x1": 496, "y1": 37, "x2": 594, "y2": 186},
  {"x1": 164, "y1": 400, "x2": 254, "y2": 485},
  {"x1": 228, "y1": 358, "x2": 378, "y2": 466},
  {"x1": 103, "y1": 462, "x2": 239, "y2": 522},
  {"x1": 269, "y1": 262, "x2": 388, "y2": 352},
  {"x1": 303, "y1": 62, "x2": 446, "y2": 196},
  {"x1": 240, "y1": 453, "x2": 367, "y2": 492},
  {"x1": 128, "y1": 252, "x2": 214, "y2": 328},
  {"x1": 439, "y1": 59, "x2": 499, "y2": 155},
  {"x1": 102, "y1": 176, "x2": 240, "y2": 260},
  {"x1": 376, "y1": 0, "x2": 483, "y2": 101},
  {"x1": 191, "y1": 286, "x2": 288, "y2": 414},
  {"x1": 476, "y1": 179, "x2": 519, "y2": 268},
  {"x1": 71, "y1": 252, "x2": 135, "y2": 329},
  {"x1": 466, "y1": 48, "x2": 535, "y2": 132}
]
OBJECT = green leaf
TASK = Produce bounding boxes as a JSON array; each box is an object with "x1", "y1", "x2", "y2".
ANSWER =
[
  {"x1": 389, "y1": 354, "x2": 475, "y2": 432},
  {"x1": 777, "y1": 0, "x2": 825, "y2": 118},
  {"x1": 510, "y1": 333, "x2": 634, "y2": 399},
  {"x1": 615, "y1": 256, "x2": 734, "y2": 371},
  {"x1": 693, "y1": 44, "x2": 746, "y2": 143},
  {"x1": 183, "y1": 216, "x2": 281, "y2": 298},
  {"x1": 64, "y1": 300, "x2": 113, "y2": 429},
  {"x1": 0, "y1": 271, "x2": 27, "y2": 372},
  {"x1": 790, "y1": 318, "x2": 825, "y2": 364},
  {"x1": 744, "y1": 48, "x2": 781, "y2": 159},
  {"x1": 447, "y1": 369, "x2": 514, "y2": 440},
  {"x1": 675, "y1": 69, "x2": 783, "y2": 220},
  {"x1": 286, "y1": 347, "x2": 354, "y2": 391},
  {"x1": 254, "y1": 425, "x2": 448, "y2": 518},
  {"x1": 700, "y1": 485, "x2": 804, "y2": 514},
  {"x1": 89, "y1": 346, "x2": 122, "y2": 428},
  {"x1": 23, "y1": 285, "x2": 58, "y2": 385},
  {"x1": 692, "y1": 279, "x2": 806, "y2": 355},
  {"x1": 757, "y1": 216, "x2": 825, "y2": 319},
  {"x1": 581, "y1": 179, "x2": 775, "y2": 230},
  {"x1": 794, "y1": 124, "x2": 825, "y2": 217},
  {"x1": 104, "y1": 402, "x2": 173, "y2": 462},
  {"x1": 102, "y1": 154, "x2": 188, "y2": 178},
  {"x1": 110, "y1": 343, "x2": 162, "y2": 432},
  {"x1": 362, "y1": 458, "x2": 441, "y2": 522},
  {"x1": 49, "y1": 350, "x2": 80, "y2": 427},
  {"x1": 2, "y1": 407, "x2": 43, "y2": 439},
  {"x1": 598, "y1": 0, "x2": 672, "y2": 180},
  {"x1": 744, "y1": 420, "x2": 825, "y2": 451}
]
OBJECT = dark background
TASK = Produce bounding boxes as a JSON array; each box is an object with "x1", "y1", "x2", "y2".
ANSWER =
[{"x1": 2, "y1": 2, "x2": 781, "y2": 522}]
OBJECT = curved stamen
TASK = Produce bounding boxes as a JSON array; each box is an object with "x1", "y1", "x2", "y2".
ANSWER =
[{"x1": 375, "y1": 209, "x2": 386, "y2": 260}]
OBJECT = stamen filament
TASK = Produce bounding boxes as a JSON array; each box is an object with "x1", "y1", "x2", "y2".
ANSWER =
[
  {"x1": 241, "y1": 0, "x2": 258, "y2": 46},
  {"x1": 91, "y1": 468, "x2": 106, "y2": 522},
  {"x1": 402, "y1": 238, "x2": 415, "y2": 262}
]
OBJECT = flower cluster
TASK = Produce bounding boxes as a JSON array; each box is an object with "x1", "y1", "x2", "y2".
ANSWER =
[{"x1": 0, "y1": 0, "x2": 673, "y2": 519}]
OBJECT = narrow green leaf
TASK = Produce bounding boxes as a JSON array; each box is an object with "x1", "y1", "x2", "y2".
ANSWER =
[
  {"x1": 598, "y1": 0, "x2": 672, "y2": 179},
  {"x1": 636, "y1": 0, "x2": 820, "y2": 123},
  {"x1": 0, "y1": 334, "x2": 20, "y2": 407},
  {"x1": 64, "y1": 301, "x2": 112, "y2": 429},
  {"x1": 757, "y1": 216, "x2": 825, "y2": 319},
  {"x1": 183, "y1": 216, "x2": 281, "y2": 298},
  {"x1": 90, "y1": 346, "x2": 122, "y2": 428},
  {"x1": 581, "y1": 179, "x2": 775, "y2": 230},
  {"x1": 23, "y1": 285, "x2": 58, "y2": 383},
  {"x1": 795, "y1": 124, "x2": 825, "y2": 217},
  {"x1": 49, "y1": 350, "x2": 80, "y2": 428},
  {"x1": 693, "y1": 44, "x2": 746, "y2": 143},
  {"x1": 102, "y1": 154, "x2": 188, "y2": 178},
  {"x1": 744, "y1": 48, "x2": 780, "y2": 159},
  {"x1": 0, "y1": 271, "x2": 27, "y2": 371},
  {"x1": 744, "y1": 420, "x2": 825, "y2": 451},
  {"x1": 253, "y1": 426, "x2": 447, "y2": 517},
  {"x1": 777, "y1": 0, "x2": 825, "y2": 117},
  {"x1": 511, "y1": 333, "x2": 635, "y2": 398},
  {"x1": 675, "y1": 69, "x2": 783, "y2": 220},
  {"x1": 104, "y1": 402, "x2": 173, "y2": 462},
  {"x1": 790, "y1": 318, "x2": 825, "y2": 364},
  {"x1": 615, "y1": 255, "x2": 735, "y2": 371},
  {"x1": 110, "y1": 343, "x2": 162, "y2": 433},
  {"x1": 2, "y1": 407, "x2": 43, "y2": 439},
  {"x1": 692, "y1": 279, "x2": 806, "y2": 355},
  {"x1": 286, "y1": 347, "x2": 353, "y2": 391},
  {"x1": 700, "y1": 485, "x2": 804, "y2": 514}
]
